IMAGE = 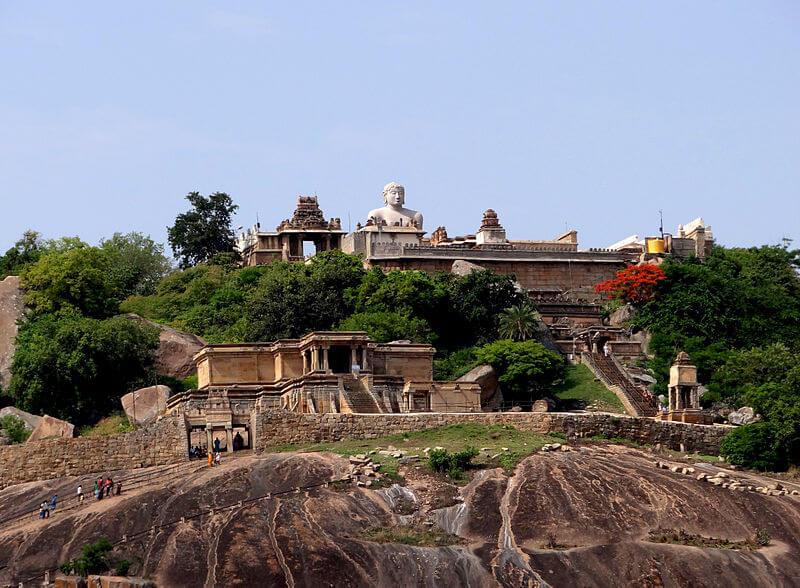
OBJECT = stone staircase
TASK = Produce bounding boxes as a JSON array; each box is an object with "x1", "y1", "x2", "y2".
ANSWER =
[
  {"x1": 588, "y1": 353, "x2": 659, "y2": 417},
  {"x1": 340, "y1": 375, "x2": 382, "y2": 414}
]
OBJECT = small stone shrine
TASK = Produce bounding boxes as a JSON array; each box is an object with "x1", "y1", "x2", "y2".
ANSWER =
[{"x1": 656, "y1": 351, "x2": 712, "y2": 424}]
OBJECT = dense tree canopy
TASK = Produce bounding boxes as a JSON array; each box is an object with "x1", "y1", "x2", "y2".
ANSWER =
[
  {"x1": 122, "y1": 254, "x2": 524, "y2": 350},
  {"x1": 100, "y1": 232, "x2": 173, "y2": 297},
  {"x1": 8, "y1": 314, "x2": 159, "y2": 423},
  {"x1": 474, "y1": 340, "x2": 565, "y2": 404},
  {"x1": 620, "y1": 244, "x2": 800, "y2": 470},
  {"x1": 0, "y1": 230, "x2": 46, "y2": 280},
  {"x1": 167, "y1": 192, "x2": 239, "y2": 269},
  {"x1": 20, "y1": 243, "x2": 120, "y2": 319}
]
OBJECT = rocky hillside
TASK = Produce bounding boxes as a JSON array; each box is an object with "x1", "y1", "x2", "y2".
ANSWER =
[
  {"x1": 1, "y1": 445, "x2": 799, "y2": 587},
  {"x1": 0, "y1": 275, "x2": 24, "y2": 389}
]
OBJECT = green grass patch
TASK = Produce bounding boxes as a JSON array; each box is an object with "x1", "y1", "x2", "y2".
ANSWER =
[
  {"x1": 361, "y1": 525, "x2": 466, "y2": 547},
  {"x1": 647, "y1": 528, "x2": 769, "y2": 550},
  {"x1": 262, "y1": 423, "x2": 552, "y2": 476},
  {"x1": 79, "y1": 413, "x2": 136, "y2": 437},
  {"x1": 554, "y1": 364, "x2": 627, "y2": 414}
]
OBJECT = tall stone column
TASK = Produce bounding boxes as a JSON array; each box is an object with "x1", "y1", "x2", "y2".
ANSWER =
[
  {"x1": 362, "y1": 347, "x2": 368, "y2": 371},
  {"x1": 226, "y1": 427, "x2": 233, "y2": 453},
  {"x1": 206, "y1": 427, "x2": 213, "y2": 452},
  {"x1": 351, "y1": 346, "x2": 358, "y2": 372},
  {"x1": 302, "y1": 350, "x2": 308, "y2": 374},
  {"x1": 323, "y1": 347, "x2": 329, "y2": 372}
]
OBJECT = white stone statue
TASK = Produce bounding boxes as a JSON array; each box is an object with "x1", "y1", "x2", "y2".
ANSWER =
[{"x1": 367, "y1": 182, "x2": 423, "y2": 229}]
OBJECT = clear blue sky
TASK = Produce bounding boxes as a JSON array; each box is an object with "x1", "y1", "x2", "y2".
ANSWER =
[{"x1": 1, "y1": 2, "x2": 798, "y2": 255}]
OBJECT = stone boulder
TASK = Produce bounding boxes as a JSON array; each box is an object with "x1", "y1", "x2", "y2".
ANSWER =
[
  {"x1": 121, "y1": 385, "x2": 172, "y2": 425},
  {"x1": 0, "y1": 275, "x2": 25, "y2": 389},
  {"x1": 0, "y1": 406, "x2": 42, "y2": 430},
  {"x1": 451, "y1": 260, "x2": 485, "y2": 276},
  {"x1": 26, "y1": 415, "x2": 75, "y2": 443},
  {"x1": 608, "y1": 303, "x2": 636, "y2": 327},
  {"x1": 124, "y1": 314, "x2": 206, "y2": 379},
  {"x1": 728, "y1": 406, "x2": 761, "y2": 426},
  {"x1": 532, "y1": 399, "x2": 550, "y2": 413},
  {"x1": 457, "y1": 364, "x2": 501, "y2": 407}
]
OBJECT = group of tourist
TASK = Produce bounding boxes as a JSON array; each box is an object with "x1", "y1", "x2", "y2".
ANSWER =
[
  {"x1": 91, "y1": 476, "x2": 118, "y2": 500},
  {"x1": 38, "y1": 495, "x2": 56, "y2": 518},
  {"x1": 189, "y1": 445, "x2": 208, "y2": 459},
  {"x1": 39, "y1": 476, "x2": 123, "y2": 522}
]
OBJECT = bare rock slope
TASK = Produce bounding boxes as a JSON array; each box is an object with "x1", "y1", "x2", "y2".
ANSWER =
[
  {"x1": 0, "y1": 275, "x2": 25, "y2": 389},
  {"x1": 2, "y1": 446, "x2": 800, "y2": 587}
]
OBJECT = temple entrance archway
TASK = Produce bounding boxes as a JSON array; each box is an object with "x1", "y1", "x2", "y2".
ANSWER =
[{"x1": 328, "y1": 345, "x2": 350, "y2": 374}]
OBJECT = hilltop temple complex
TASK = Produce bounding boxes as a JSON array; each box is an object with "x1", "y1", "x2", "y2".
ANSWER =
[
  {"x1": 165, "y1": 182, "x2": 717, "y2": 449},
  {"x1": 237, "y1": 181, "x2": 713, "y2": 299}
]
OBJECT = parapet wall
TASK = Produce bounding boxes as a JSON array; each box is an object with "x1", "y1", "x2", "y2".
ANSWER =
[
  {"x1": 0, "y1": 417, "x2": 187, "y2": 489},
  {"x1": 0, "y1": 412, "x2": 730, "y2": 489},
  {"x1": 255, "y1": 411, "x2": 730, "y2": 455}
]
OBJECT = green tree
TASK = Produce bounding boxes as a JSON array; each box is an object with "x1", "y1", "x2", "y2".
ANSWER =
[
  {"x1": 475, "y1": 339, "x2": 564, "y2": 404},
  {"x1": 167, "y1": 191, "x2": 239, "y2": 269},
  {"x1": 721, "y1": 422, "x2": 787, "y2": 471},
  {"x1": 498, "y1": 303, "x2": 542, "y2": 341},
  {"x1": 446, "y1": 270, "x2": 526, "y2": 349},
  {"x1": 20, "y1": 245, "x2": 120, "y2": 318},
  {"x1": 8, "y1": 314, "x2": 160, "y2": 424},
  {"x1": 0, "y1": 230, "x2": 46, "y2": 279},
  {"x1": 337, "y1": 311, "x2": 433, "y2": 343},
  {"x1": 238, "y1": 250, "x2": 366, "y2": 341},
  {"x1": 635, "y1": 245, "x2": 800, "y2": 394},
  {"x1": 101, "y1": 231, "x2": 173, "y2": 297},
  {"x1": 60, "y1": 538, "x2": 114, "y2": 576}
]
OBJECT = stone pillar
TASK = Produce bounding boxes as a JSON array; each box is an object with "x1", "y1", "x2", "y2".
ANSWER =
[
  {"x1": 323, "y1": 347, "x2": 329, "y2": 372},
  {"x1": 302, "y1": 351, "x2": 308, "y2": 374},
  {"x1": 362, "y1": 347, "x2": 368, "y2": 371},
  {"x1": 226, "y1": 427, "x2": 233, "y2": 453},
  {"x1": 310, "y1": 347, "x2": 317, "y2": 371},
  {"x1": 206, "y1": 427, "x2": 213, "y2": 452},
  {"x1": 351, "y1": 346, "x2": 358, "y2": 372}
]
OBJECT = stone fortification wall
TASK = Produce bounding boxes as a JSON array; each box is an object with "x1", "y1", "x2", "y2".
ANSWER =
[
  {"x1": 255, "y1": 411, "x2": 729, "y2": 455},
  {"x1": 0, "y1": 417, "x2": 187, "y2": 489}
]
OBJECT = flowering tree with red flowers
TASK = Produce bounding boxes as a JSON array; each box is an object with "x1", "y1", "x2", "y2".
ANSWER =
[{"x1": 594, "y1": 264, "x2": 666, "y2": 304}]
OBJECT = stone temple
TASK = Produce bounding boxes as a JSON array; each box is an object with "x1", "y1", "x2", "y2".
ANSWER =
[
  {"x1": 235, "y1": 182, "x2": 713, "y2": 360},
  {"x1": 166, "y1": 182, "x2": 716, "y2": 450},
  {"x1": 167, "y1": 331, "x2": 481, "y2": 451},
  {"x1": 237, "y1": 182, "x2": 713, "y2": 299}
]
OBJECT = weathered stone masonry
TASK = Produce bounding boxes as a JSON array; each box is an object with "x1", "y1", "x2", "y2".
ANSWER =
[
  {"x1": 0, "y1": 417, "x2": 187, "y2": 489},
  {"x1": 254, "y1": 411, "x2": 730, "y2": 456},
  {"x1": 0, "y1": 413, "x2": 729, "y2": 489}
]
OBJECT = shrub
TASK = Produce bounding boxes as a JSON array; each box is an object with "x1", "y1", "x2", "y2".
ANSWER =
[
  {"x1": 0, "y1": 415, "x2": 31, "y2": 444},
  {"x1": 427, "y1": 446, "x2": 477, "y2": 479},
  {"x1": 60, "y1": 538, "x2": 113, "y2": 576},
  {"x1": 115, "y1": 559, "x2": 132, "y2": 576},
  {"x1": 721, "y1": 422, "x2": 787, "y2": 471},
  {"x1": 754, "y1": 528, "x2": 771, "y2": 546},
  {"x1": 433, "y1": 347, "x2": 480, "y2": 381}
]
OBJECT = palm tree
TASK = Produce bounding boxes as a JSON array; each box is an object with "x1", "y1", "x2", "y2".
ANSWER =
[{"x1": 498, "y1": 303, "x2": 542, "y2": 341}]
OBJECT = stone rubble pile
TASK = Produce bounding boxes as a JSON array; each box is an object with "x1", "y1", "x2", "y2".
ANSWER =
[
  {"x1": 655, "y1": 461, "x2": 800, "y2": 498},
  {"x1": 348, "y1": 454, "x2": 384, "y2": 488},
  {"x1": 541, "y1": 443, "x2": 572, "y2": 452}
]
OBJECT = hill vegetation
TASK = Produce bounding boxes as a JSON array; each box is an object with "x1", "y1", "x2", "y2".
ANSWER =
[{"x1": 599, "y1": 244, "x2": 800, "y2": 471}]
